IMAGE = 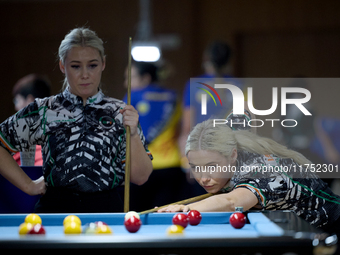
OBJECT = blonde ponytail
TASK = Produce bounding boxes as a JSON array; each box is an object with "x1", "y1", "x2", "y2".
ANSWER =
[{"x1": 186, "y1": 119, "x2": 312, "y2": 166}]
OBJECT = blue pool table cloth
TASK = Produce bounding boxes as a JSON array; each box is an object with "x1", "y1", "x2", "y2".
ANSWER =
[{"x1": 0, "y1": 212, "x2": 283, "y2": 241}]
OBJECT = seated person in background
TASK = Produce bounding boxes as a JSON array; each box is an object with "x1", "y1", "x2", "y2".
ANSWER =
[
  {"x1": 158, "y1": 118, "x2": 340, "y2": 234},
  {"x1": 12, "y1": 74, "x2": 51, "y2": 166}
]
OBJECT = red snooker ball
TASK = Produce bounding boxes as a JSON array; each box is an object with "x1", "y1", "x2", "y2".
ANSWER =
[
  {"x1": 229, "y1": 212, "x2": 246, "y2": 229},
  {"x1": 124, "y1": 216, "x2": 142, "y2": 233},
  {"x1": 28, "y1": 224, "x2": 46, "y2": 235},
  {"x1": 172, "y1": 213, "x2": 189, "y2": 228},
  {"x1": 187, "y1": 210, "x2": 202, "y2": 226}
]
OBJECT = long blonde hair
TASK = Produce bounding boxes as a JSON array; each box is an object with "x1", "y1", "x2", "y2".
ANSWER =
[{"x1": 185, "y1": 119, "x2": 312, "y2": 166}]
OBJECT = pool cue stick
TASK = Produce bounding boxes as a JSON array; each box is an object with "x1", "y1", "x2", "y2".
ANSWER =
[
  {"x1": 124, "y1": 37, "x2": 132, "y2": 213},
  {"x1": 139, "y1": 193, "x2": 215, "y2": 215}
]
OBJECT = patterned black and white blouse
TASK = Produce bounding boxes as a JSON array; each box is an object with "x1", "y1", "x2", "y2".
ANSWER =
[
  {"x1": 0, "y1": 88, "x2": 152, "y2": 193},
  {"x1": 223, "y1": 112, "x2": 340, "y2": 229}
]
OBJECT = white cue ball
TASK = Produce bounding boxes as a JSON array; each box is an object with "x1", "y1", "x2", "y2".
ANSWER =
[{"x1": 125, "y1": 211, "x2": 140, "y2": 220}]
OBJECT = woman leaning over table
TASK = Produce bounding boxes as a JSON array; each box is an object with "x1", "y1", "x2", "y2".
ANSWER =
[{"x1": 159, "y1": 118, "x2": 340, "y2": 234}]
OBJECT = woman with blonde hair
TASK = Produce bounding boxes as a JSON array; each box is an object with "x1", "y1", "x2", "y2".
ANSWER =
[
  {"x1": 159, "y1": 118, "x2": 340, "y2": 233},
  {"x1": 0, "y1": 27, "x2": 153, "y2": 212}
]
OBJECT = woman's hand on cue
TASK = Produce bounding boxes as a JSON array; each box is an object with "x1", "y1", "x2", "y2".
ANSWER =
[
  {"x1": 157, "y1": 204, "x2": 190, "y2": 213},
  {"x1": 120, "y1": 105, "x2": 139, "y2": 136}
]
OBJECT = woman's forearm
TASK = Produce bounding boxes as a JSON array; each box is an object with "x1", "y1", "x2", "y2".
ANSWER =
[
  {"x1": 130, "y1": 134, "x2": 153, "y2": 185},
  {"x1": 158, "y1": 188, "x2": 258, "y2": 213},
  {"x1": 157, "y1": 193, "x2": 236, "y2": 213},
  {"x1": 189, "y1": 188, "x2": 258, "y2": 212},
  {"x1": 0, "y1": 146, "x2": 33, "y2": 195},
  {"x1": 189, "y1": 194, "x2": 236, "y2": 212}
]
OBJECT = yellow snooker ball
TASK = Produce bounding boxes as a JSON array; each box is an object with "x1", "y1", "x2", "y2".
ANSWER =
[
  {"x1": 166, "y1": 225, "x2": 185, "y2": 235},
  {"x1": 18, "y1": 222, "x2": 33, "y2": 235},
  {"x1": 95, "y1": 225, "x2": 113, "y2": 234},
  {"x1": 24, "y1": 213, "x2": 42, "y2": 225},
  {"x1": 63, "y1": 215, "x2": 81, "y2": 226},
  {"x1": 64, "y1": 222, "x2": 82, "y2": 234}
]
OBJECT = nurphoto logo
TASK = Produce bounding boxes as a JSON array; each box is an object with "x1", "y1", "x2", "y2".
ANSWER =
[{"x1": 191, "y1": 78, "x2": 313, "y2": 129}]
